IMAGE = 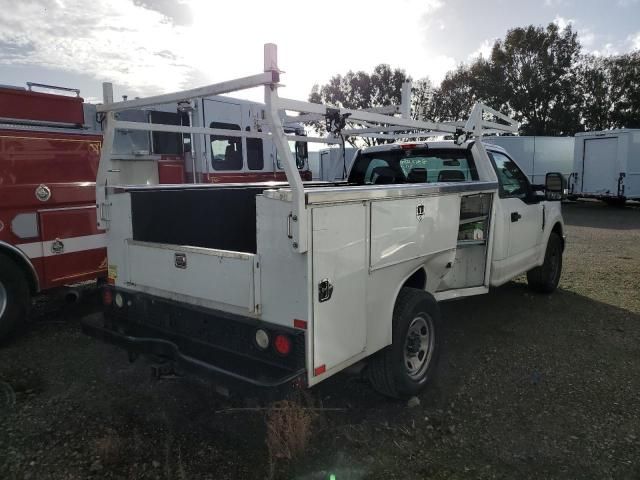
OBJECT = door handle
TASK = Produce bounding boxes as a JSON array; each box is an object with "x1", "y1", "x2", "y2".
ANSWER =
[{"x1": 511, "y1": 211, "x2": 522, "y2": 222}]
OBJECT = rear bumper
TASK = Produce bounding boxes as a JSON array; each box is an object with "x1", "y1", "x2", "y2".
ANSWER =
[{"x1": 82, "y1": 312, "x2": 306, "y2": 392}]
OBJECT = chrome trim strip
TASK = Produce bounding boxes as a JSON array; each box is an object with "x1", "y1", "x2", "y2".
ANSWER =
[
  {"x1": 0, "y1": 241, "x2": 40, "y2": 292},
  {"x1": 297, "y1": 181, "x2": 499, "y2": 204},
  {"x1": 127, "y1": 239, "x2": 256, "y2": 260}
]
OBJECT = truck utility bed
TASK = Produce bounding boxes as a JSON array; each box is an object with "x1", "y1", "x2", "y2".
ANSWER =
[{"x1": 87, "y1": 45, "x2": 563, "y2": 397}]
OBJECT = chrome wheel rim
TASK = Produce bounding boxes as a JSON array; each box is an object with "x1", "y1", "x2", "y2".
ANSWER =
[
  {"x1": 0, "y1": 282, "x2": 7, "y2": 319},
  {"x1": 403, "y1": 314, "x2": 435, "y2": 380}
]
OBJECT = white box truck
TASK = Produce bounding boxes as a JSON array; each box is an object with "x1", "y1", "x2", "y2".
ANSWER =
[
  {"x1": 315, "y1": 146, "x2": 357, "y2": 181},
  {"x1": 573, "y1": 129, "x2": 640, "y2": 205},
  {"x1": 484, "y1": 136, "x2": 575, "y2": 185},
  {"x1": 82, "y1": 44, "x2": 566, "y2": 399}
]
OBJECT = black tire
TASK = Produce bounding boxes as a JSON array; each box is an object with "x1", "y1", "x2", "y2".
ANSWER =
[
  {"x1": 367, "y1": 287, "x2": 440, "y2": 399},
  {"x1": 526, "y1": 232, "x2": 563, "y2": 294},
  {"x1": 0, "y1": 255, "x2": 30, "y2": 342}
]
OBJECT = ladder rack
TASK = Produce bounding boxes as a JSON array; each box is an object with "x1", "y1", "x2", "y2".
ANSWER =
[{"x1": 95, "y1": 43, "x2": 519, "y2": 255}]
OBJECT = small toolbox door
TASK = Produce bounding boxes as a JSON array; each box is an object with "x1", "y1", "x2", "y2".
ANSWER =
[{"x1": 312, "y1": 203, "x2": 367, "y2": 374}]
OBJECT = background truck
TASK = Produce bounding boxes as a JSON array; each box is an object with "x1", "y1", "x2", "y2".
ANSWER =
[
  {"x1": 83, "y1": 44, "x2": 566, "y2": 399},
  {"x1": 484, "y1": 136, "x2": 575, "y2": 185},
  {"x1": 312, "y1": 146, "x2": 358, "y2": 181},
  {"x1": 572, "y1": 129, "x2": 640, "y2": 205},
  {"x1": 0, "y1": 83, "x2": 104, "y2": 340},
  {"x1": 0, "y1": 82, "x2": 313, "y2": 341}
]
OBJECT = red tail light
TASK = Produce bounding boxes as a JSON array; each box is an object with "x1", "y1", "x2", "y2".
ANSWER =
[
  {"x1": 273, "y1": 334, "x2": 292, "y2": 356},
  {"x1": 102, "y1": 288, "x2": 113, "y2": 306},
  {"x1": 400, "y1": 143, "x2": 418, "y2": 150}
]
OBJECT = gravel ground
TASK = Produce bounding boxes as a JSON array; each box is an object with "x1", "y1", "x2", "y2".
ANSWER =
[{"x1": 1, "y1": 201, "x2": 639, "y2": 479}]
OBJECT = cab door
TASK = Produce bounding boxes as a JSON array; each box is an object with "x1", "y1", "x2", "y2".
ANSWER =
[{"x1": 489, "y1": 149, "x2": 543, "y2": 285}]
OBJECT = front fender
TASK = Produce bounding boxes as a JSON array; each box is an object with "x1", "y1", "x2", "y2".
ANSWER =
[{"x1": 537, "y1": 204, "x2": 565, "y2": 265}]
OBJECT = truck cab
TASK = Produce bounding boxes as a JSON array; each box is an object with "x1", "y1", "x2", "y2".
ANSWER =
[{"x1": 347, "y1": 141, "x2": 565, "y2": 292}]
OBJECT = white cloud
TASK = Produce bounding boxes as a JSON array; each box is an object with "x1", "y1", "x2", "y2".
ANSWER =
[
  {"x1": 544, "y1": 0, "x2": 571, "y2": 6},
  {"x1": 553, "y1": 15, "x2": 575, "y2": 30},
  {"x1": 630, "y1": 32, "x2": 640, "y2": 50},
  {"x1": 591, "y1": 43, "x2": 620, "y2": 57},
  {"x1": 468, "y1": 39, "x2": 494, "y2": 61},
  {"x1": 0, "y1": 0, "x2": 452, "y2": 100},
  {"x1": 0, "y1": 1, "x2": 200, "y2": 95}
]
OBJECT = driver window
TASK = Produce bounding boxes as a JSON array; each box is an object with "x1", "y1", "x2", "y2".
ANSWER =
[
  {"x1": 489, "y1": 151, "x2": 529, "y2": 199},
  {"x1": 210, "y1": 122, "x2": 243, "y2": 171}
]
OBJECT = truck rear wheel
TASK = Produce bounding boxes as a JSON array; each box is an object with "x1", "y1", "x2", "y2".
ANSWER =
[
  {"x1": 367, "y1": 288, "x2": 440, "y2": 399},
  {"x1": 526, "y1": 232, "x2": 562, "y2": 294},
  {"x1": 0, "y1": 255, "x2": 30, "y2": 342}
]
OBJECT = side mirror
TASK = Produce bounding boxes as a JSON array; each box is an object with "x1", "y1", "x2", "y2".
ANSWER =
[
  {"x1": 295, "y1": 141, "x2": 308, "y2": 169},
  {"x1": 545, "y1": 172, "x2": 566, "y2": 201}
]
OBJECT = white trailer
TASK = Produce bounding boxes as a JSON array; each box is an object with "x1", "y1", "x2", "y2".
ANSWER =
[
  {"x1": 484, "y1": 136, "x2": 575, "y2": 185},
  {"x1": 572, "y1": 129, "x2": 640, "y2": 204},
  {"x1": 315, "y1": 146, "x2": 358, "y2": 181},
  {"x1": 83, "y1": 44, "x2": 566, "y2": 399}
]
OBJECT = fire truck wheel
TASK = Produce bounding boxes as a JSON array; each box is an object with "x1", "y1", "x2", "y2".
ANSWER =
[
  {"x1": 367, "y1": 287, "x2": 440, "y2": 399},
  {"x1": 0, "y1": 255, "x2": 30, "y2": 342},
  {"x1": 527, "y1": 232, "x2": 563, "y2": 294}
]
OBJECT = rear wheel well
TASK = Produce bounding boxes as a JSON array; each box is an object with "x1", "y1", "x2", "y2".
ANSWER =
[
  {"x1": 0, "y1": 247, "x2": 38, "y2": 295},
  {"x1": 402, "y1": 268, "x2": 427, "y2": 291},
  {"x1": 551, "y1": 223, "x2": 564, "y2": 251}
]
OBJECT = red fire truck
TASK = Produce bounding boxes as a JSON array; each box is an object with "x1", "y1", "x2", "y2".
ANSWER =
[{"x1": 0, "y1": 82, "x2": 311, "y2": 341}]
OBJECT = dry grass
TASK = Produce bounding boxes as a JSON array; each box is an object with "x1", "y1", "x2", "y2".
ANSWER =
[
  {"x1": 265, "y1": 398, "x2": 317, "y2": 477},
  {"x1": 95, "y1": 429, "x2": 124, "y2": 465},
  {"x1": 164, "y1": 433, "x2": 188, "y2": 480}
]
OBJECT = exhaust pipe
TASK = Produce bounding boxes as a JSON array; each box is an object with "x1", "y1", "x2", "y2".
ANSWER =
[{"x1": 64, "y1": 289, "x2": 81, "y2": 304}]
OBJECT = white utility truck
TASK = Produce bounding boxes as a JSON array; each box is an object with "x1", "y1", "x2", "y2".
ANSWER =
[
  {"x1": 83, "y1": 45, "x2": 566, "y2": 398},
  {"x1": 572, "y1": 129, "x2": 640, "y2": 205}
]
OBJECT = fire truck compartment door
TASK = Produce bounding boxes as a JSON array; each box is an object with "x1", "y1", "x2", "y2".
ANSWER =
[
  {"x1": 126, "y1": 240, "x2": 257, "y2": 313},
  {"x1": 312, "y1": 203, "x2": 366, "y2": 373},
  {"x1": 38, "y1": 206, "x2": 106, "y2": 287}
]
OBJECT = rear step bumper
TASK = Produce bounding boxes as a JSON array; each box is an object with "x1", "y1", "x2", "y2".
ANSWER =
[{"x1": 81, "y1": 313, "x2": 306, "y2": 391}]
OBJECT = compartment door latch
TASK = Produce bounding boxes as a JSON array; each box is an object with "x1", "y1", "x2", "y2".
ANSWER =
[{"x1": 318, "y1": 278, "x2": 333, "y2": 303}]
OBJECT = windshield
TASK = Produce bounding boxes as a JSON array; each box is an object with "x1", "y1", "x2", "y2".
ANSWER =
[{"x1": 348, "y1": 148, "x2": 479, "y2": 185}]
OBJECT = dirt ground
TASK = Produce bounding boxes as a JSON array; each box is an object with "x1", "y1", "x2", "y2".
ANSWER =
[{"x1": 1, "y1": 201, "x2": 639, "y2": 480}]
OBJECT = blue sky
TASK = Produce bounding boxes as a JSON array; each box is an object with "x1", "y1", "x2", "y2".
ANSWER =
[{"x1": 0, "y1": 0, "x2": 638, "y2": 103}]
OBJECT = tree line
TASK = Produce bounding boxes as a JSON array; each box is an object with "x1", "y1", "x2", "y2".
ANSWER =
[{"x1": 309, "y1": 23, "x2": 640, "y2": 138}]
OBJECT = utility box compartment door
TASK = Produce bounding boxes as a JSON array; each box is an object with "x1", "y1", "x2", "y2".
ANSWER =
[
  {"x1": 312, "y1": 203, "x2": 366, "y2": 373},
  {"x1": 370, "y1": 195, "x2": 460, "y2": 271},
  {"x1": 127, "y1": 241, "x2": 256, "y2": 312},
  {"x1": 582, "y1": 137, "x2": 618, "y2": 194},
  {"x1": 38, "y1": 206, "x2": 106, "y2": 287}
]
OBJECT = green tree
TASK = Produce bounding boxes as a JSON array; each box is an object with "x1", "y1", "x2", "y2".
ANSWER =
[
  {"x1": 428, "y1": 59, "x2": 496, "y2": 122},
  {"x1": 607, "y1": 51, "x2": 640, "y2": 129},
  {"x1": 308, "y1": 65, "x2": 411, "y2": 146},
  {"x1": 577, "y1": 54, "x2": 615, "y2": 131},
  {"x1": 489, "y1": 23, "x2": 582, "y2": 135}
]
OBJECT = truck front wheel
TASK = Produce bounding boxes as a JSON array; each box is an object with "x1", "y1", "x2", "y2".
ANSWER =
[
  {"x1": 526, "y1": 232, "x2": 563, "y2": 294},
  {"x1": 367, "y1": 288, "x2": 440, "y2": 399},
  {"x1": 0, "y1": 255, "x2": 30, "y2": 342}
]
